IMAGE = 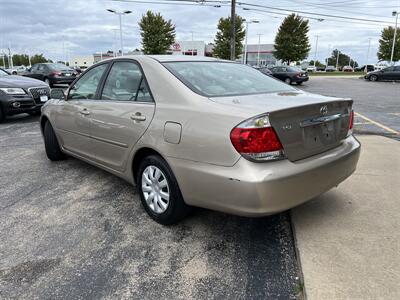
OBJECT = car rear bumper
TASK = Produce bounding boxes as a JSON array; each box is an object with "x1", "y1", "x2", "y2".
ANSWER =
[
  {"x1": 50, "y1": 76, "x2": 76, "y2": 84},
  {"x1": 168, "y1": 135, "x2": 360, "y2": 217},
  {"x1": 294, "y1": 76, "x2": 309, "y2": 83}
]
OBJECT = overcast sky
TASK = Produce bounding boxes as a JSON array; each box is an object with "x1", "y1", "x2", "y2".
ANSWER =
[{"x1": 0, "y1": 0, "x2": 399, "y2": 64}]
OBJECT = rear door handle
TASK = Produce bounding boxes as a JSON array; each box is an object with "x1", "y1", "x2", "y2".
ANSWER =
[
  {"x1": 130, "y1": 113, "x2": 146, "y2": 122},
  {"x1": 80, "y1": 108, "x2": 90, "y2": 115}
]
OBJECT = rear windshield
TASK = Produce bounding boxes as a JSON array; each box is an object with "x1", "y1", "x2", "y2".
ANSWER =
[{"x1": 163, "y1": 61, "x2": 294, "y2": 97}]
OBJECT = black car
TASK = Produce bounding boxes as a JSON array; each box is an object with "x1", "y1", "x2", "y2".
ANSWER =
[
  {"x1": 0, "y1": 68, "x2": 50, "y2": 122},
  {"x1": 364, "y1": 66, "x2": 400, "y2": 81},
  {"x1": 355, "y1": 65, "x2": 375, "y2": 72},
  {"x1": 24, "y1": 63, "x2": 78, "y2": 87},
  {"x1": 268, "y1": 66, "x2": 309, "y2": 85}
]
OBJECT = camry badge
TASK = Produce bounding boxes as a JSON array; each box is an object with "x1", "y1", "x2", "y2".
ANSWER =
[
  {"x1": 282, "y1": 124, "x2": 292, "y2": 131},
  {"x1": 320, "y1": 105, "x2": 328, "y2": 116}
]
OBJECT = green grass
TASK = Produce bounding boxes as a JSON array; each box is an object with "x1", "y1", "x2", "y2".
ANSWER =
[{"x1": 309, "y1": 71, "x2": 365, "y2": 76}]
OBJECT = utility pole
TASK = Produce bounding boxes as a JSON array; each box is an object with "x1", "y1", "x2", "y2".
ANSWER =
[
  {"x1": 230, "y1": 0, "x2": 236, "y2": 61},
  {"x1": 365, "y1": 38, "x2": 371, "y2": 73},
  {"x1": 390, "y1": 11, "x2": 399, "y2": 64},
  {"x1": 191, "y1": 31, "x2": 194, "y2": 56}
]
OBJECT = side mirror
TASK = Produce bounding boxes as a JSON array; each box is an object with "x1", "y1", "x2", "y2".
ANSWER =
[{"x1": 50, "y1": 88, "x2": 66, "y2": 100}]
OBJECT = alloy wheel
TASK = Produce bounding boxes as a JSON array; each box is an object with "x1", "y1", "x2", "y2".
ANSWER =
[{"x1": 141, "y1": 165, "x2": 170, "y2": 214}]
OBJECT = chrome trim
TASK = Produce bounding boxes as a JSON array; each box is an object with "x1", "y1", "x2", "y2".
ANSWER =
[{"x1": 300, "y1": 113, "x2": 342, "y2": 128}]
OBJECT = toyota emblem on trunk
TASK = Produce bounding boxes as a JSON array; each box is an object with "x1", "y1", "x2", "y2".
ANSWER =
[{"x1": 320, "y1": 105, "x2": 328, "y2": 116}]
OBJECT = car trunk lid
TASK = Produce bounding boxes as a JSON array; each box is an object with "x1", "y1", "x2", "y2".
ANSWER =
[
  {"x1": 268, "y1": 100, "x2": 352, "y2": 161},
  {"x1": 209, "y1": 91, "x2": 353, "y2": 162}
]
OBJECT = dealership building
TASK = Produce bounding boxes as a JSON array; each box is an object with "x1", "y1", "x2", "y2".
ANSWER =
[{"x1": 70, "y1": 42, "x2": 277, "y2": 68}]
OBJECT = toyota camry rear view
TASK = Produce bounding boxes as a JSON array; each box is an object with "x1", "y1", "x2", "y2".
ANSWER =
[{"x1": 40, "y1": 55, "x2": 360, "y2": 224}]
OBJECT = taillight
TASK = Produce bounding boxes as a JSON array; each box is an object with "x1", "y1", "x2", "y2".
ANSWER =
[
  {"x1": 347, "y1": 109, "x2": 354, "y2": 136},
  {"x1": 349, "y1": 110, "x2": 354, "y2": 129},
  {"x1": 52, "y1": 71, "x2": 62, "y2": 76},
  {"x1": 230, "y1": 114, "x2": 285, "y2": 161}
]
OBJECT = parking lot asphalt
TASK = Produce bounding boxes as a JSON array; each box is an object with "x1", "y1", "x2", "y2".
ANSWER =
[
  {"x1": 298, "y1": 77, "x2": 400, "y2": 139},
  {"x1": 0, "y1": 115, "x2": 300, "y2": 299}
]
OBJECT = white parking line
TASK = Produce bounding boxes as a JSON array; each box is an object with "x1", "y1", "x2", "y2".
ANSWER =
[{"x1": 355, "y1": 112, "x2": 399, "y2": 135}]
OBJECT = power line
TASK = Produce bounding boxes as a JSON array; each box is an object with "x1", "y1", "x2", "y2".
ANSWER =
[{"x1": 237, "y1": 2, "x2": 396, "y2": 25}]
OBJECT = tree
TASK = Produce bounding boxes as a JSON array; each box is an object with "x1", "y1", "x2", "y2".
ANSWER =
[
  {"x1": 139, "y1": 11, "x2": 176, "y2": 55},
  {"x1": 213, "y1": 15, "x2": 245, "y2": 60},
  {"x1": 31, "y1": 54, "x2": 51, "y2": 65},
  {"x1": 326, "y1": 49, "x2": 358, "y2": 69},
  {"x1": 377, "y1": 26, "x2": 400, "y2": 62},
  {"x1": 309, "y1": 60, "x2": 326, "y2": 68},
  {"x1": 274, "y1": 14, "x2": 311, "y2": 64}
]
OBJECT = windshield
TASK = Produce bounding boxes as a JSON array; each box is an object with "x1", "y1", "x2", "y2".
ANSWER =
[
  {"x1": 0, "y1": 69, "x2": 8, "y2": 77},
  {"x1": 163, "y1": 61, "x2": 295, "y2": 97},
  {"x1": 49, "y1": 63, "x2": 73, "y2": 70}
]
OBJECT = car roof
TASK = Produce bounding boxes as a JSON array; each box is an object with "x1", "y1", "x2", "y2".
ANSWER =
[{"x1": 104, "y1": 55, "x2": 225, "y2": 63}]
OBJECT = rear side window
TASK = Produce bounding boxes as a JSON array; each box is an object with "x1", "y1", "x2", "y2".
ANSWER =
[
  {"x1": 68, "y1": 64, "x2": 108, "y2": 100},
  {"x1": 101, "y1": 61, "x2": 153, "y2": 102},
  {"x1": 163, "y1": 61, "x2": 293, "y2": 97}
]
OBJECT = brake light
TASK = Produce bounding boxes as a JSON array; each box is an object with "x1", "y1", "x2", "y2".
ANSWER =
[
  {"x1": 230, "y1": 114, "x2": 285, "y2": 161},
  {"x1": 349, "y1": 110, "x2": 354, "y2": 130},
  {"x1": 52, "y1": 71, "x2": 62, "y2": 76}
]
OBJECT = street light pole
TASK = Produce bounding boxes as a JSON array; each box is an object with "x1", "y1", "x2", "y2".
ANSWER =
[
  {"x1": 365, "y1": 38, "x2": 371, "y2": 73},
  {"x1": 243, "y1": 20, "x2": 259, "y2": 65},
  {"x1": 313, "y1": 35, "x2": 319, "y2": 67},
  {"x1": 257, "y1": 33, "x2": 263, "y2": 67},
  {"x1": 107, "y1": 9, "x2": 132, "y2": 56},
  {"x1": 336, "y1": 50, "x2": 340, "y2": 70},
  {"x1": 390, "y1": 11, "x2": 399, "y2": 64}
]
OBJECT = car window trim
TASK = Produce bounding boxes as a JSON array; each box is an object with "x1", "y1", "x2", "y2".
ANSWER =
[
  {"x1": 98, "y1": 58, "x2": 155, "y2": 103},
  {"x1": 66, "y1": 61, "x2": 111, "y2": 101}
]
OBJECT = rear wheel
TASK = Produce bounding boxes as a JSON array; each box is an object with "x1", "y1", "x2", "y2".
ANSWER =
[
  {"x1": 0, "y1": 107, "x2": 5, "y2": 123},
  {"x1": 43, "y1": 121, "x2": 66, "y2": 161},
  {"x1": 137, "y1": 155, "x2": 190, "y2": 225},
  {"x1": 284, "y1": 77, "x2": 292, "y2": 85},
  {"x1": 44, "y1": 78, "x2": 53, "y2": 87},
  {"x1": 369, "y1": 74, "x2": 378, "y2": 82}
]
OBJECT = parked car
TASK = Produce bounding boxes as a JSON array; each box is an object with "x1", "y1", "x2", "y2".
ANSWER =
[
  {"x1": 325, "y1": 66, "x2": 336, "y2": 72},
  {"x1": 41, "y1": 56, "x2": 360, "y2": 224},
  {"x1": 6, "y1": 65, "x2": 28, "y2": 75},
  {"x1": 354, "y1": 65, "x2": 374, "y2": 72},
  {"x1": 306, "y1": 66, "x2": 317, "y2": 73},
  {"x1": 364, "y1": 66, "x2": 400, "y2": 81},
  {"x1": 0, "y1": 68, "x2": 50, "y2": 122},
  {"x1": 342, "y1": 66, "x2": 354, "y2": 72},
  {"x1": 268, "y1": 66, "x2": 309, "y2": 85},
  {"x1": 24, "y1": 63, "x2": 78, "y2": 87},
  {"x1": 316, "y1": 66, "x2": 326, "y2": 72},
  {"x1": 374, "y1": 62, "x2": 389, "y2": 71}
]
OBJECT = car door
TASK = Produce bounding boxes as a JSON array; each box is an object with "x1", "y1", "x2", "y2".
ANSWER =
[
  {"x1": 54, "y1": 63, "x2": 109, "y2": 159},
  {"x1": 26, "y1": 64, "x2": 40, "y2": 79},
  {"x1": 381, "y1": 67, "x2": 394, "y2": 80},
  {"x1": 86, "y1": 60, "x2": 155, "y2": 172},
  {"x1": 393, "y1": 66, "x2": 400, "y2": 80}
]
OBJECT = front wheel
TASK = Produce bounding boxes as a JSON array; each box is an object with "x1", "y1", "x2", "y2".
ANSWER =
[
  {"x1": 137, "y1": 155, "x2": 191, "y2": 225},
  {"x1": 44, "y1": 78, "x2": 53, "y2": 87}
]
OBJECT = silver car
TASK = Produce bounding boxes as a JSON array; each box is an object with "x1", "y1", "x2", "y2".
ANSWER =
[{"x1": 41, "y1": 56, "x2": 360, "y2": 224}]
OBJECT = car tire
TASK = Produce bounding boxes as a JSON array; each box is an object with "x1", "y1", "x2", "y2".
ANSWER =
[
  {"x1": 44, "y1": 78, "x2": 53, "y2": 87},
  {"x1": 284, "y1": 77, "x2": 292, "y2": 85},
  {"x1": 43, "y1": 121, "x2": 66, "y2": 161},
  {"x1": 137, "y1": 155, "x2": 191, "y2": 225},
  {"x1": 369, "y1": 75, "x2": 378, "y2": 82},
  {"x1": 0, "y1": 106, "x2": 5, "y2": 123}
]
